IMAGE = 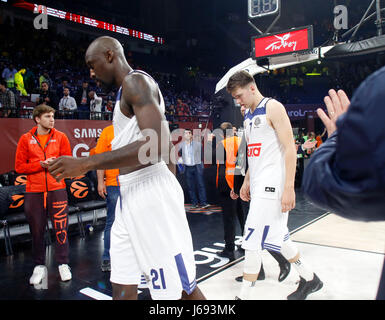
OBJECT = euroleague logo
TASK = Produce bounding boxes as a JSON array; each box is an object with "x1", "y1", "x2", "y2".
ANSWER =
[
  {"x1": 9, "y1": 194, "x2": 24, "y2": 209},
  {"x1": 70, "y1": 179, "x2": 89, "y2": 199},
  {"x1": 14, "y1": 175, "x2": 27, "y2": 185}
]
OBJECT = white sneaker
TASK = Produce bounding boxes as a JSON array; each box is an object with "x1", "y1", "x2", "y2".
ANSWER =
[
  {"x1": 58, "y1": 264, "x2": 72, "y2": 282},
  {"x1": 29, "y1": 265, "x2": 47, "y2": 285}
]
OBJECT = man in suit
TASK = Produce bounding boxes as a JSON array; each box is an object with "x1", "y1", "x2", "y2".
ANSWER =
[
  {"x1": 38, "y1": 81, "x2": 58, "y2": 109},
  {"x1": 75, "y1": 80, "x2": 90, "y2": 119},
  {"x1": 177, "y1": 128, "x2": 209, "y2": 208}
]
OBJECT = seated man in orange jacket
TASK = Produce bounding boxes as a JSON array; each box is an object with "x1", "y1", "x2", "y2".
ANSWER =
[{"x1": 15, "y1": 104, "x2": 72, "y2": 285}]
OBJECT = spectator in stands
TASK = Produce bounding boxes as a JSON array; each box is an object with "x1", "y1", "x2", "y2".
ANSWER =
[
  {"x1": 304, "y1": 132, "x2": 317, "y2": 157},
  {"x1": 39, "y1": 70, "x2": 52, "y2": 88},
  {"x1": 176, "y1": 98, "x2": 190, "y2": 121},
  {"x1": 0, "y1": 79, "x2": 16, "y2": 117},
  {"x1": 89, "y1": 90, "x2": 102, "y2": 120},
  {"x1": 95, "y1": 80, "x2": 104, "y2": 95},
  {"x1": 315, "y1": 128, "x2": 327, "y2": 148},
  {"x1": 166, "y1": 104, "x2": 175, "y2": 122},
  {"x1": 58, "y1": 87, "x2": 77, "y2": 119},
  {"x1": 75, "y1": 80, "x2": 90, "y2": 119},
  {"x1": 104, "y1": 99, "x2": 113, "y2": 120},
  {"x1": 177, "y1": 128, "x2": 209, "y2": 208},
  {"x1": 56, "y1": 78, "x2": 70, "y2": 98},
  {"x1": 94, "y1": 125, "x2": 120, "y2": 272},
  {"x1": 24, "y1": 68, "x2": 36, "y2": 93},
  {"x1": 2, "y1": 63, "x2": 17, "y2": 89},
  {"x1": 15, "y1": 104, "x2": 72, "y2": 285},
  {"x1": 14, "y1": 68, "x2": 28, "y2": 96},
  {"x1": 38, "y1": 81, "x2": 58, "y2": 109}
]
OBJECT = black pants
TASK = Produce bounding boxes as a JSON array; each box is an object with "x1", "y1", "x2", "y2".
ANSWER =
[
  {"x1": 217, "y1": 187, "x2": 246, "y2": 251},
  {"x1": 24, "y1": 189, "x2": 69, "y2": 265}
]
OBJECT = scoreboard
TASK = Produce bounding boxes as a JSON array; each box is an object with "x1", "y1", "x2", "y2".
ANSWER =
[
  {"x1": 11, "y1": 1, "x2": 165, "y2": 44},
  {"x1": 248, "y1": 0, "x2": 280, "y2": 19}
]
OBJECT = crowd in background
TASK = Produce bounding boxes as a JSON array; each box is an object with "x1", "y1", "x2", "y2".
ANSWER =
[
  {"x1": 0, "y1": 9, "x2": 384, "y2": 121},
  {"x1": 0, "y1": 15, "x2": 216, "y2": 121}
]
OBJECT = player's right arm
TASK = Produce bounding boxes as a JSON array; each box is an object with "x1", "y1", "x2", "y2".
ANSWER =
[
  {"x1": 49, "y1": 74, "x2": 171, "y2": 181},
  {"x1": 240, "y1": 168, "x2": 251, "y2": 202}
]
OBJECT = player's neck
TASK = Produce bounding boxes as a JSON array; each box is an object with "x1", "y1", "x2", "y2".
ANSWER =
[
  {"x1": 250, "y1": 94, "x2": 265, "y2": 113},
  {"x1": 115, "y1": 61, "x2": 133, "y2": 88}
]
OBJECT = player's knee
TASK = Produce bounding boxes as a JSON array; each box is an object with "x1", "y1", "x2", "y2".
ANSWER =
[
  {"x1": 243, "y1": 249, "x2": 262, "y2": 280},
  {"x1": 280, "y1": 239, "x2": 300, "y2": 262},
  {"x1": 111, "y1": 283, "x2": 138, "y2": 300},
  {"x1": 181, "y1": 287, "x2": 206, "y2": 300}
]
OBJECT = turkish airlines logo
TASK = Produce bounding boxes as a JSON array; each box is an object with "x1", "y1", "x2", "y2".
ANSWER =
[
  {"x1": 253, "y1": 27, "x2": 310, "y2": 59},
  {"x1": 9, "y1": 194, "x2": 24, "y2": 209},
  {"x1": 265, "y1": 33, "x2": 297, "y2": 53},
  {"x1": 248, "y1": 143, "x2": 262, "y2": 158},
  {"x1": 70, "y1": 180, "x2": 89, "y2": 198}
]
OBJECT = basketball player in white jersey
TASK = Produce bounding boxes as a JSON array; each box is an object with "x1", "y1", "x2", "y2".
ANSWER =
[
  {"x1": 226, "y1": 71, "x2": 322, "y2": 300},
  {"x1": 48, "y1": 36, "x2": 205, "y2": 300}
]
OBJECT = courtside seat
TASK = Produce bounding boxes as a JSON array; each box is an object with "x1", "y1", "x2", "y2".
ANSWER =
[
  {"x1": 0, "y1": 185, "x2": 27, "y2": 255},
  {"x1": 65, "y1": 175, "x2": 106, "y2": 238}
]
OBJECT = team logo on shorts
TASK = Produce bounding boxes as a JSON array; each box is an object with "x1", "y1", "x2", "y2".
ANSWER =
[{"x1": 265, "y1": 187, "x2": 276, "y2": 193}]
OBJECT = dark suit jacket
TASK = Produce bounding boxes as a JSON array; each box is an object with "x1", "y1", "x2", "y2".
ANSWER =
[
  {"x1": 38, "y1": 90, "x2": 58, "y2": 109},
  {"x1": 75, "y1": 87, "x2": 90, "y2": 107},
  {"x1": 302, "y1": 66, "x2": 385, "y2": 300}
]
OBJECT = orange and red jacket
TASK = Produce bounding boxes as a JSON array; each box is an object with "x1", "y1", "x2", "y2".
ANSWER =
[
  {"x1": 216, "y1": 136, "x2": 241, "y2": 190},
  {"x1": 15, "y1": 126, "x2": 72, "y2": 192}
]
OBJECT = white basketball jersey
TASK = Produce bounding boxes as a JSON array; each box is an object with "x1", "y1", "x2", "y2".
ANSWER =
[
  {"x1": 244, "y1": 97, "x2": 286, "y2": 196},
  {"x1": 111, "y1": 70, "x2": 165, "y2": 151}
]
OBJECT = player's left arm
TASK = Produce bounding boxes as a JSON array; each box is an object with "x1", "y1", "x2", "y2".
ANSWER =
[{"x1": 267, "y1": 100, "x2": 297, "y2": 212}]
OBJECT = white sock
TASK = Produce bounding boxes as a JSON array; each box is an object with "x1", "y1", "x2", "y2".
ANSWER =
[
  {"x1": 292, "y1": 258, "x2": 314, "y2": 281},
  {"x1": 238, "y1": 279, "x2": 256, "y2": 300}
]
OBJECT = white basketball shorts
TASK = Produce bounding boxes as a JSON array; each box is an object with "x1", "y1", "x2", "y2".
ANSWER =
[
  {"x1": 241, "y1": 185, "x2": 290, "y2": 252},
  {"x1": 110, "y1": 161, "x2": 197, "y2": 300}
]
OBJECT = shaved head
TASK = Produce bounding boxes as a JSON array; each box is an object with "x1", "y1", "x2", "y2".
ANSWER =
[
  {"x1": 85, "y1": 36, "x2": 131, "y2": 89},
  {"x1": 86, "y1": 36, "x2": 125, "y2": 58}
]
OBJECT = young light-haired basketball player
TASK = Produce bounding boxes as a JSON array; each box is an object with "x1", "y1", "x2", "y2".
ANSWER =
[
  {"x1": 226, "y1": 70, "x2": 323, "y2": 300},
  {"x1": 48, "y1": 36, "x2": 205, "y2": 300}
]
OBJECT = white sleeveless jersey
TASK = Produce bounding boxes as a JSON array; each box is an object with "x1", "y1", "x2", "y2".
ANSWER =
[
  {"x1": 244, "y1": 97, "x2": 286, "y2": 196},
  {"x1": 111, "y1": 70, "x2": 166, "y2": 151}
]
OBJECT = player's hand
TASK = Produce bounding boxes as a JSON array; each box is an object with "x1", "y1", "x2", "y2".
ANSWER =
[
  {"x1": 48, "y1": 156, "x2": 90, "y2": 182},
  {"x1": 240, "y1": 180, "x2": 251, "y2": 202},
  {"x1": 230, "y1": 189, "x2": 239, "y2": 200},
  {"x1": 318, "y1": 89, "x2": 350, "y2": 137},
  {"x1": 40, "y1": 157, "x2": 56, "y2": 168},
  {"x1": 98, "y1": 183, "x2": 107, "y2": 199},
  {"x1": 281, "y1": 187, "x2": 295, "y2": 213}
]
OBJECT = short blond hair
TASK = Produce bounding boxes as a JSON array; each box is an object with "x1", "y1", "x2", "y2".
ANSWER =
[
  {"x1": 32, "y1": 104, "x2": 55, "y2": 123},
  {"x1": 226, "y1": 70, "x2": 256, "y2": 94}
]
